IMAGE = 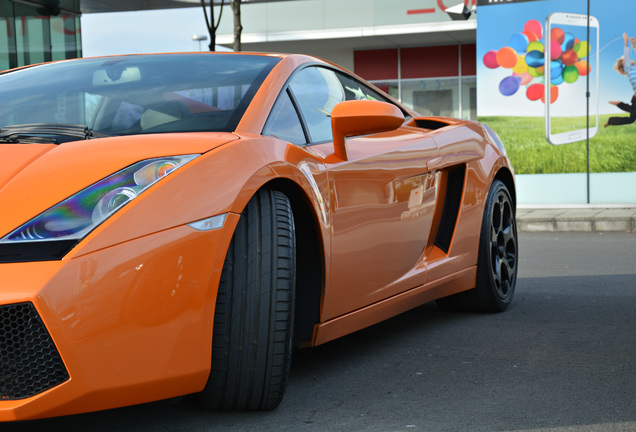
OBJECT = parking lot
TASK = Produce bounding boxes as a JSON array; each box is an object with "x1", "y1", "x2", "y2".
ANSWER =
[{"x1": 7, "y1": 231, "x2": 636, "y2": 432}]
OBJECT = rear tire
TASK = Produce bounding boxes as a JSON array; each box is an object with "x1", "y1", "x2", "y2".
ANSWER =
[
  {"x1": 436, "y1": 180, "x2": 518, "y2": 312},
  {"x1": 199, "y1": 189, "x2": 295, "y2": 410}
]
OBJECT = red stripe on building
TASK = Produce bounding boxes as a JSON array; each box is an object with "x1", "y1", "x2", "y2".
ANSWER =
[
  {"x1": 407, "y1": 8, "x2": 435, "y2": 14},
  {"x1": 354, "y1": 49, "x2": 399, "y2": 81},
  {"x1": 354, "y1": 44, "x2": 476, "y2": 82}
]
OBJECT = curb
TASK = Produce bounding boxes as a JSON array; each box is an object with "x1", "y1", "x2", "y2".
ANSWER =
[{"x1": 516, "y1": 205, "x2": 636, "y2": 233}]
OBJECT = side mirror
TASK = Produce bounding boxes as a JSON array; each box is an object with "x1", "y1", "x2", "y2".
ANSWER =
[{"x1": 331, "y1": 100, "x2": 405, "y2": 160}]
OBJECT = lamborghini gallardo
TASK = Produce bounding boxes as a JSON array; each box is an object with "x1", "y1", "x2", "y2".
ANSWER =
[{"x1": 0, "y1": 52, "x2": 517, "y2": 421}]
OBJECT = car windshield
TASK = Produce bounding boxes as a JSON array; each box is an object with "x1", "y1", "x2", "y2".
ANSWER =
[{"x1": 0, "y1": 54, "x2": 280, "y2": 137}]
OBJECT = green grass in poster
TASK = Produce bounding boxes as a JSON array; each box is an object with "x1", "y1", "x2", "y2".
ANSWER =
[
  {"x1": 479, "y1": 115, "x2": 636, "y2": 174},
  {"x1": 549, "y1": 115, "x2": 596, "y2": 134}
]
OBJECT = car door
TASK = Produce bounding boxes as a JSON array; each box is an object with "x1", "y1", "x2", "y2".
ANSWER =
[{"x1": 288, "y1": 66, "x2": 441, "y2": 320}]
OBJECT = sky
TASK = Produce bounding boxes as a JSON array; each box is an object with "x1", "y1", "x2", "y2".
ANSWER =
[
  {"x1": 81, "y1": 8, "x2": 223, "y2": 57},
  {"x1": 477, "y1": 0, "x2": 636, "y2": 117}
]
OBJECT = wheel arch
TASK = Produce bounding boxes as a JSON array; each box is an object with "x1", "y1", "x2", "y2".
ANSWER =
[{"x1": 493, "y1": 167, "x2": 516, "y2": 210}]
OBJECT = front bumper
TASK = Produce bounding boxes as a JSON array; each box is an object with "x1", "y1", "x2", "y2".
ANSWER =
[{"x1": 0, "y1": 216, "x2": 238, "y2": 421}]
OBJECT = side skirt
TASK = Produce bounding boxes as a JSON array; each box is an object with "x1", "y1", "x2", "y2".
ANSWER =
[{"x1": 311, "y1": 266, "x2": 476, "y2": 346}]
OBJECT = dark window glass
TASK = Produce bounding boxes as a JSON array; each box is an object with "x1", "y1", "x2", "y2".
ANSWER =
[
  {"x1": 263, "y1": 90, "x2": 306, "y2": 145},
  {"x1": 336, "y1": 72, "x2": 390, "y2": 103},
  {"x1": 289, "y1": 67, "x2": 342, "y2": 143},
  {"x1": 0, "y1": 54, "x2": 280, "y2": 135}
]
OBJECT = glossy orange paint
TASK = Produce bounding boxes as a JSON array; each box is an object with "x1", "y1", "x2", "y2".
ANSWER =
[
  {"x1": 331, "y1": 99, "x2": 405, "y2": 160},
  {"x1": 0, "y1": 52, "x2": 515, "y2": 421}
]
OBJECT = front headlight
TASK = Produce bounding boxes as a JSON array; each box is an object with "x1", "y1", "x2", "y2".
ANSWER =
[{"x1": 0, "y1": 155, "x2": 198, "y2": 247}]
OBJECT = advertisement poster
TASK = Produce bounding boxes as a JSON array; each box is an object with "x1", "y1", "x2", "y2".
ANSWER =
[{"x1": 477, "y1": 0, "x2": 636, "y2": 203}]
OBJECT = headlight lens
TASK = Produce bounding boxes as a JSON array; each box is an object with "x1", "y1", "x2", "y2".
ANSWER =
[{"x1": 0, "y1": 154, "x2": 198, "y2": 243}]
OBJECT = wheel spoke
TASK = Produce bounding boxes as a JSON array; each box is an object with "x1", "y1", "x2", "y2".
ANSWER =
[
  {"x1": 502, "y1": 254, "x2": 515, "y2": 285},
  {"x1": 491, "y1": 226, "x2": 499, "y2": 249},
  {"x1": 497, "y1": 255, "x2": 509, "y2": 297},
  {"x1": 493, "y1": 255, "x2": 502, "y2": 287}
]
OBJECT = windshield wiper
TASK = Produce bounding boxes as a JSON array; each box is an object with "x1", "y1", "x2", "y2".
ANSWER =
[{"x1": 0, "y1": 123, "x2": 111, "y2": 144}]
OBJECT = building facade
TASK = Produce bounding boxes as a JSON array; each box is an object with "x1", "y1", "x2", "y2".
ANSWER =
[
  {"x1": 1, "y1": 0, "x2": 82, "y2": 71},
  {"x1": 212, "y1": 0, "x2": 478, "y2": 120}
]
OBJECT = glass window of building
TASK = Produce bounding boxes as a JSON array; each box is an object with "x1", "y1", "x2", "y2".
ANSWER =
[{"x1": 1, "y1": 0, "x2": 81, "y2": 71}]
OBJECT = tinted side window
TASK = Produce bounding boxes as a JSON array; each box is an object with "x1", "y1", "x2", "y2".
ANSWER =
[
  {"x1": 336, "y1": 73, "x2": 389, "y2": 103},
  {"x1": 289, "y1": 67, "x2": 344, "y2": 143},
  {"x1": 263, "y1": 90, "x2": 306, "y2": 145},
  {"x1": 289, "y1": 66, "x2": 400, "y2": 143}
]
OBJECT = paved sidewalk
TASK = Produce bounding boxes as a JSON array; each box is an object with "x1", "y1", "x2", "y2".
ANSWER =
[{"x1": 517, "y1": 204, "x2": 636, "y2": 232}]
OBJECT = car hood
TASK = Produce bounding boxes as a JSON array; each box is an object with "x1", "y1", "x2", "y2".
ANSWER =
[{"x1": 0, "y1": 132, "x2": 239, "y2": 239}]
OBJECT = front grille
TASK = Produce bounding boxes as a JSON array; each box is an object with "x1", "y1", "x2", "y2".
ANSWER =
[{"x1": 0, "y1": 302, "x2": 69, "y2": 400}]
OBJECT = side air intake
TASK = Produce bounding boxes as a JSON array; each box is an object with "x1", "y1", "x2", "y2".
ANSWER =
[
  {"x1": 434, "y1": 165, "x2": 466, "y2": 253},
  {"x1": 415, "y1": 119, "x2": 451, "y2": 130}
]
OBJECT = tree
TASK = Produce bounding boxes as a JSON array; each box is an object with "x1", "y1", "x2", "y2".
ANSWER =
[
  {"x1": 200, "y1": 0, "x2": 225, "y2": 51},
  {"x1": 200, "y1": 0, "x2": 242, "y2": 52},
  {"x1": 231, "y1": 0, "x2": 242, "y2": 52}
]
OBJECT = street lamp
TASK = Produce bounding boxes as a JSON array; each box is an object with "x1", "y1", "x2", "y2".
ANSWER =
[{"x1": 192, "y1": 34, "x2": 208, "y2": 51}]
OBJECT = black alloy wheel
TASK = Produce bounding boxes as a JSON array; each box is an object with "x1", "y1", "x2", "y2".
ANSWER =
[{"x1": 436, "y1": 179, "x2": 518, "y2": 312}]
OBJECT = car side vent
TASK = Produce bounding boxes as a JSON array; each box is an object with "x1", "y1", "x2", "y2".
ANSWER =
[
  {"x1": 0, "y1": 302, "x2": 70, "y2": 400},
  {"x1": 415, "y1": 119, "x2": 451, "y2": 130},
  {"x1": 434, "y1": 165, "x2": 466, "y2": 253}
]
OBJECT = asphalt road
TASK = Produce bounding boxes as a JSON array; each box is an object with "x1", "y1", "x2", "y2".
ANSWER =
[{"x1": 6, "y1": 232, "x2": 636, "y2": 432}]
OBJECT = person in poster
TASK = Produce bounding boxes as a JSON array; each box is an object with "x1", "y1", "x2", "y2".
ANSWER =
[{"x1": 605, "y1": 33, "x2": 636, "y2": 127}]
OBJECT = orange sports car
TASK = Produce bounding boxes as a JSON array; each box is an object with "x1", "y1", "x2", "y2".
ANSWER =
[{"x1": 0, "y1": 52, "x2": 517, "y2": 421}]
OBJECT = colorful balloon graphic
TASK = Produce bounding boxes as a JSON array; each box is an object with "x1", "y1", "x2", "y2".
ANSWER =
[
  {"x1": 551, "y1": 27, "x2": 565, "y2": 45},
  {"x1": 524, "y1": 19, "x2": 543, "y2": 39},
  {"x1": 497, "y1": 47, "x2": 518, "y2": 69},
  {"x1": 482, "y1": 18, "x2": 593, "y2": 103},
  {"x1": 560, "y1": 49, "x2": 578, "y2": 66},
  {"x1": 561, "y1": 32, "x2": 576, "y2": 51},
  {"x1": 499, "y1": 75, "x2": 522, "y2": 96},
  {"x1": 541, "y1": 86, "x2": 559, "y2": 104},
  {"x1": 509, "y1": 33, "x2": 529, "y2": 53},
  {"x1": 526, "y1": 83, "x2": 544, "y2": 101},
  {"x1": 513, "y1": 55, "x2": 528, "y2": 74},
  {"x1": 527, "y1": 41, "x2": 544, "y2": 53},
  {"x1": 483, "y1": 50, "x2": 498, "y2": 69},
  {"x1": 525, "y1": 50, "x2": 544, "y2": 68},
  {"x1": 550, "y1": 41, "x2": 562, "y2": 60},
  {"x1": 575, "y1": 60, "x2": 590, "y2": 76},
  {"x1": 562, "y1": 65, "x2": 579, "y2": 84},
  {"x1": 515, "y1": 72, "x2": 533, "y2": 85},
  {"x1": 574, "y1": 41, "x2": 590, "y2": 58}
]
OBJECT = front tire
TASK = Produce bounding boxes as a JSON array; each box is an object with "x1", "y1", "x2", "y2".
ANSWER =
[
  {"x1": 437, "y1": 179, "x2": 518, "y2": 312},
  {"x1": 199, "y1": 189, "x2": 295, "y2": 410}
]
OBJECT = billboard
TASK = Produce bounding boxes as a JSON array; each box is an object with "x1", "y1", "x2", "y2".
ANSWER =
[{"x1": 477, "y1": 0, "x2": 636, "y2": 203}]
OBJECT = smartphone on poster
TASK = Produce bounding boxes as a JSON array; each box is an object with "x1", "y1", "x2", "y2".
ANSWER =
[{"x1": 545, "y1": 12, "x2": 599, "y2": 145}]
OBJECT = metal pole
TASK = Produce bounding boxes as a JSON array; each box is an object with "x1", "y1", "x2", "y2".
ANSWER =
[
  {"x1": 586, "y1": 0, "x2": 590, "y2": 204},
  {"x1": 458, "y1": 43, "x2": 463, "y2": 118},
  {"x1": 397, "y1": 47, "x2": 402, "y2": 103}
]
